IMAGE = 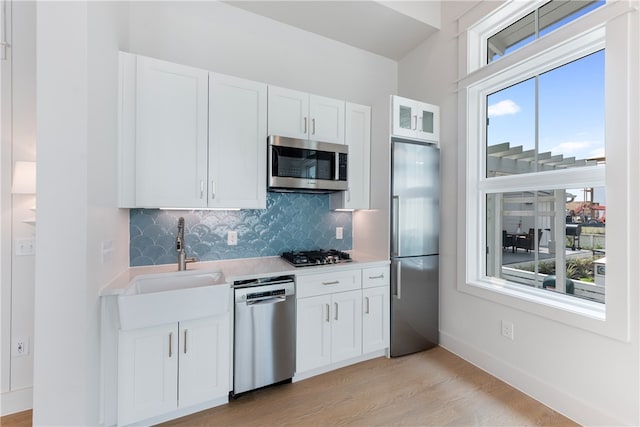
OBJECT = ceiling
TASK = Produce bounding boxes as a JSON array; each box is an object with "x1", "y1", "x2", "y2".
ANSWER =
[{"x1": 224, "y1": 1, "x2": 441, "y2": 61}]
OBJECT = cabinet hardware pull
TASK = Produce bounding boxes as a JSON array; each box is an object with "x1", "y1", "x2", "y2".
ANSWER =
[
  {"x1": 211, "y1": 181, "x2": 215, "y2": 199},
  {"x1": 322, "y1": 280, "x2": 339, "y2": 285},
  {"x1": 200, "y1": 180, "x2": 204, "y2": 198},
  {"x1": 169, "y1": 332, "x2": 173, "y2": 358},
  {"x1": 365, "y1": 297, "x2": 370, "y2": 314},
  {"x1": 347, "y1": 189, "x2": 351, "y2": 202},
  {"x1": 312, "y1": 118, "x2": 316, "y2": 135},
  {"x1": 412, "y1": 115, "x2": 417, "y2": 130},
  {"x1": 368, "y1": 274, "x2": 384, "y2": 280},
  {"x1": 334, "y1": 302, "x2": 339, "y2": 320},
  {"x1": 325, "y1": 304, "x2": 330, "y2": 322},
  {"x1": 304, "y1": 117, "x2": 307, "y2": 134},
  {"x1": 183, "y1": 329, "x2": 188, "y2": 354},
  {"x1": 418, "y1": 116, "x2": 423, "y2": 132}
]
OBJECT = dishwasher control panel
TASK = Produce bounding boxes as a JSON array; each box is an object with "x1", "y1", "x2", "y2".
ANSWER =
[{"x1": 246, "y1": 288, "x2": 286, "y2": 301}]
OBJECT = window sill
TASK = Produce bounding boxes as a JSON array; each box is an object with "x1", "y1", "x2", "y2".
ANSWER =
[{"x1": 459, "y1": 277, "x2": 619, "y2": 336}]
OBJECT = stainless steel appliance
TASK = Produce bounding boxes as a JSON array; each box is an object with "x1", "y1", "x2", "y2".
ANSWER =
[
  {"x1": 390, "y1": 138, "x2": 440, "y2": 357},
  {"x1": 281, "y1": 249, "x2": 352, "y2": 267},
  {"x1": 232, "y1": 275, "x2": 296, "y2": 396},
  {"x1": 268, "y1": 135, "x2": 348, "y2": 192}
]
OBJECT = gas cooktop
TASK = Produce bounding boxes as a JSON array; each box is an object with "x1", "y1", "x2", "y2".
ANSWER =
[{"x1": 281, "y1": 249, "x2": 352, "y2": 267}]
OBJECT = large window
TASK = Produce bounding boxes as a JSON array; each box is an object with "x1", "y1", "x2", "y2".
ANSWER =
[
  {"x1": 461, "y1": 1, "x2": 635, "y2": 339},
  {"x1": 485, "y1": 50, "x2": 606, "y2": 303}
]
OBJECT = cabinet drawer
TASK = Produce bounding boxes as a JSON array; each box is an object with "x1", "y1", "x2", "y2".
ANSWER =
[
  {"x1": 297, "y1": 269, "x2": 361, "y2": 298},
  {"x1": 362, "y1": 267, "x2": 389, "y2": 289}
]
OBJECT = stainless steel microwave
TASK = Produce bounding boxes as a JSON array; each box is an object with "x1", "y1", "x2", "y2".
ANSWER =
[{"x1": 268, "y1": 135, "x2": 348, "y2": 193}]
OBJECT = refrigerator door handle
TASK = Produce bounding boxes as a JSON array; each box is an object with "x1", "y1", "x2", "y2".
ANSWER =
[
  {"x1": 393, "y1": 260, "x2": 402, "y2": 299},
  {"x1": 392, "y1": 195, "x2": 400, "y2": 257}
]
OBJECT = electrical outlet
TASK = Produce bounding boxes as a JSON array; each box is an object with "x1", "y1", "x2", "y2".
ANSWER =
[
  {"x1": 227, "y1": 231, "x2": 238, "y2": 246},
  {"x1": 336, "y1": 227, "x2": 343, "y2": 240},
  {"x1": 15, "y1": 238, "x2": 35, "y2": 256},
  {"x1": 501, "y1": 320, "x2": 515, "y2": 340},
  {"x1": 12, "y1": 336, "x2": 29, "y2": 357}
]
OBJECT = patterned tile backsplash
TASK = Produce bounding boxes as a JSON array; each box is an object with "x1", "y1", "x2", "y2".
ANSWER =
[{"x1": 130, "y1": 192, "x2": 352, "y2": 266}]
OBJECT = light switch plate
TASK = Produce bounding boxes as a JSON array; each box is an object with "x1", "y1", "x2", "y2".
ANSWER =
[
  {"x1": 336, "y1": 227, "x2": 343, "y2": 240},
  {"x1": 15, "y1": 238, "x2": 35, "y2": 256}
]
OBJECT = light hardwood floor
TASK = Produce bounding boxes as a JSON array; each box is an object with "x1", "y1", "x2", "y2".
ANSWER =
[{"x1": 0, "y1": 347, "x2": 577, "y2": 426}]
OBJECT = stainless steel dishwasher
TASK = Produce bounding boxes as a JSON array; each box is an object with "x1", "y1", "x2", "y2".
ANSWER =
[{"x1": 232, "y1": 275, "x2": 296, "y2": 397}]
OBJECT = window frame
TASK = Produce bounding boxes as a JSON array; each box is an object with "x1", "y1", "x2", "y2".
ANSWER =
[{"x1": 459, "y1": 1, "x2": 635, "y2": 341}]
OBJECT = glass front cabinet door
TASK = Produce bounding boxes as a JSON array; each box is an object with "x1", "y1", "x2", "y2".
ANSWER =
[{"x1": 392, "y1": 95, "x2": 440, "y2": 143}]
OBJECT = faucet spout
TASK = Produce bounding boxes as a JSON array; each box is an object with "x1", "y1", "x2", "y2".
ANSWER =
[{"x1": 176, "y1": 217, "x2": 196, "y2": 271}]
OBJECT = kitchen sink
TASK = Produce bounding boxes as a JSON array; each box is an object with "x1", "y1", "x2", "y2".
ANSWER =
[{"x1": 118, "y1": 269, "x2": 230, "y2": 330}]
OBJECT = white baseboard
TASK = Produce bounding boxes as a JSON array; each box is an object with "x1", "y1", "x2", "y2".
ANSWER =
[
  {"x1": 123, "y1": 396, "x2": 228, "y2": 427},
  {"x1": 439, "y1": 331, "x2": 624, "y2": 426},
  {"x1": 293, "y1": 349, "x2": 387, "y2": 383},
  {"x1": 1, "y1": 388, "x2": 32, "y2": 416}
]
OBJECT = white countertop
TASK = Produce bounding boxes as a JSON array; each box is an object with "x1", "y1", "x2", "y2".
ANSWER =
[{"x1": 100, "y1": 252, "x2": 389, "y2": 296}]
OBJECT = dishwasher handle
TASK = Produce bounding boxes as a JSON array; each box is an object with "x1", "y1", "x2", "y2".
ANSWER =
[{"x1": 246, "y1": 295, "x2": 287, "y2": 305}]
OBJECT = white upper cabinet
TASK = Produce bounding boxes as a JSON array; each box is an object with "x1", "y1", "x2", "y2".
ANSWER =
[
  {"x1": 392, "y1": 95, "x2": 440, "y2": 143},
  {"x1": 118, "y1": 52, "x2": 267, "y2": 209},
  {"x1": 129, "y1": 54, "x2": 209, "y2": 208},
  {"x1": 309, "y1": 94, "x2": 345, "y2": 144},
  {"x1": 330, "y1": 102, "x2": 371, "y2": 210},
  {"x1": 267, "y1": 86, "x2": 309, "y2": 140},
  {"x1": 209, "y1": 73, "x2": 267, "y2": 209},
  {"x1": 268, "y1": 85, "x2": 345, "y2": 144}
]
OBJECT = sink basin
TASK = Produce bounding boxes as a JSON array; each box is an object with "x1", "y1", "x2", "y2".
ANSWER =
[
  {"x1": 118, "y1": 269, "x2": 230, "y2": 330},
  {"x1": 124, "y1": 270, "x2": 227, "y2": 295}
]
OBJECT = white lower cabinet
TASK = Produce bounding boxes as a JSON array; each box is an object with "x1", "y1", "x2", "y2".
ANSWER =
[
  {"x1": 362, "y1": 266, "x2": 390, "y2": 354},
  {"x1": 296, "y1": 294, "x2": 332, "y2": 372},
  {"x1": 296, "y1": 290, "x2": 362, "y2": 373},
  {"x1": 295, "y1": 265, "x2": 389, "y2": 377},
  {"x1": 117, "y1": 315, "x2": 229, "y2": 426},
  {"x1": 331, "y1": 290, "x2": 363, "y2": 362},
  {"x1": 362, "y1": 286, "x2": 390, "y2": 354}
]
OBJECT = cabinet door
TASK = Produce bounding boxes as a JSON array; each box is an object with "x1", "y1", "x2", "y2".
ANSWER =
[
  {"x1": 135, "y1": 55, "x2": 209, "y2": 208},
  {"x1": 268, "y1": 85, "x2": 309, "y2": 140},
  {"x1": 309, "y1": 94, "x2": 345, "y2": 144},
  {"x1": 392, "y1": 95, "x2": 419, "y2": 139},
  {"x1": 178, "y1": 315, "x2": 230, "y2": 408},
  {"x1": 296, "y1": 294, "x2": 332, "y2": 373},
  {"x1": 209, "y1": 73, "x2": 267, "y2": 208},
  {"x1": 362, "y1": 286, "x2": 390, "y2": 354},
  {"x1": 118, "y1": 324, "x2": 178, "y2": 426},
  {"x1": 331, "y1": 290, "x2": 362, "y2": 363},
  {"x1": 330, "y1": 102, "x2": 370, "y2": 210},
  {"x1": 415, "y1": 101, "x2": 440, "y2": 142}
]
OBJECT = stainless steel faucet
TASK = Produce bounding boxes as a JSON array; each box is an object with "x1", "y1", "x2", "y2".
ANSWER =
[{"x1": 176, "y1": 217, "x2": 196, "y2": 271}]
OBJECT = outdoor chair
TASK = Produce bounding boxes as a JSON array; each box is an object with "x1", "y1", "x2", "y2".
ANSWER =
[
  {"x1": 503, "y1": 230, "x2": 516, "y2": 252},
  {"x1": 515, "y1": 228, "x2": 543, "y2": 252}
]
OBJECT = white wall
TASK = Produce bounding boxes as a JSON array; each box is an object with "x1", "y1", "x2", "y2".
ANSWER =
[
  {"x1": 33, "y1": 1, "x2": 129, "y2": 424},
  {"x1": 398, "y1": 1, "x2": 640, "y2": 425},
  {"x1": 127, "y1": 1, "x2": 397, "y2": 259},
  {"x1": 1, "y1": 0, "x2": 37, "y2": 415}
]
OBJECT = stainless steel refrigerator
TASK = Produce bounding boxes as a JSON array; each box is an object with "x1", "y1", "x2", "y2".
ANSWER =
[{"x1": 390, "y1": 138, "x2": 439, "y2": 357}]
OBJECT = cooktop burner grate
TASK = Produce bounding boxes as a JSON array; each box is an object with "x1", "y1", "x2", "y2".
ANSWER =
[{"x1": 281, "y1": 249, "x2": 352, "y2": 267}]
